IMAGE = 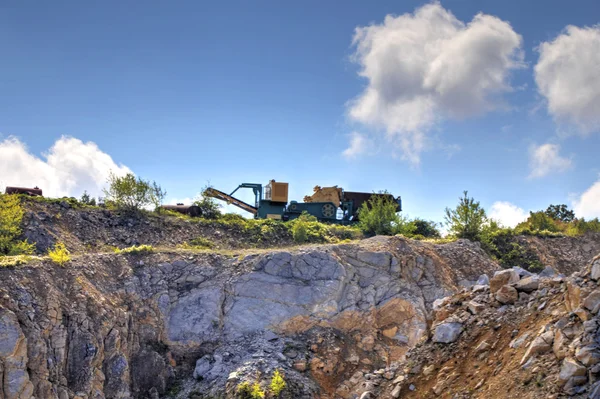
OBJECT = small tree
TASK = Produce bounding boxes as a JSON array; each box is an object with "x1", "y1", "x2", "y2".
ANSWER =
[
  {"x1": 444, "y1": 191, "x2": 487, "y2": 241},
  {"x1": 103, "y1": 172, "x2": 166, "y2": 212},
  {"x1": 150, "y1": 181, "x2": 167, "y2": 211},
  {"x1": 544, "y1": 204, "x2": 575, "y2": 223},
  {"x1": 195, "y1": 186, "x2": 222, "y2": 219},
  {"x1": 357, "y1": 191, "x2": 402, "y2": 236},
  {"x1": 80, "y1": 191, "x2": 96, "y2": 206}
]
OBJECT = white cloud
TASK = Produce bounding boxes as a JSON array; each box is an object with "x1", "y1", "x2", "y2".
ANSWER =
[
  {"x1": 489, "y1": 201, "x2": 528, "y2": 227},
  {"x1": 0, "y1": 136, "x2": 131, "y2": 198},
  {"x1": 348, "y1": 2, "x2": 524, "y2": 164},
  {"x1": 342, "y1": 132, "x2": 375, "y2": 159},
  {"x1": 534, "y1": 25, "x2": 600, "y2": 133},
  {"x1": 573, "y1": 176, "x2": 600, "y2": 219},
  {"x1": 528, "y1": 143, "x2": 572, "y2": 179}
]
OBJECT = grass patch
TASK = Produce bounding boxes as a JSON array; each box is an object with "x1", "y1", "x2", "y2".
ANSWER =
[
  {"x1": 114, "y1": 244, "x2": 154, "y2": 254},
  {"x1": 0, "y1": 255, "x2": 37, "y2": 267}
]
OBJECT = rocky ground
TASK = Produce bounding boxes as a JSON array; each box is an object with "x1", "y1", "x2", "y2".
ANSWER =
[
  {"x1": 346, "y1": 255, "x2": 600, "y2": 399},
  {"x1": 1, "y1": 202, "x2": 599, "y2": 399}
]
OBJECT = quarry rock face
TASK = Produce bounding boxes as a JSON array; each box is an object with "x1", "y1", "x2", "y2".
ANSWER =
[{"x1": 0, "y1": 236, "x2": 500, "y2": 399}]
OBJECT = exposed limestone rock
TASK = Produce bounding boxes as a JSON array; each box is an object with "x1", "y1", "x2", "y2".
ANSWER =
[
  {"x1": 467, "y1": 300, "x2": 485, "y2": 315},
  {"x1": 558, "y1": 358, "x2": 587, "y2": 386},
  {"x1": 495, "y1": 285, "x2": 518, "y2": 304},
  {"x1": 575, "y1": 345, "x2": 600, "y2": 366},
  {"x1": 565, "y1": 281, "x2": 583, "y2": 312},
  {"x1": 476, "y1": 274, "x2": 490, "y2": 286},
  {"x1": 539, "y1": 266, "x2": 557, "y2": 277},
  {"x1": 0, "y1": 309, "x2": 33, "y2": 399},
  {"x1": 583, "y1": 290, "x2": 600, "y2": 314},
  {"x1": 553, "y1": 329, "x2": 568, "y2": 360},
  {"x1": 432, "y1": 323, "x2": 463, "y2": 344},
  {"x1": 0, "y1": 236, "x2": 502, "y2": 399},
  {"x1": 515, "y1": 276, "x2": 540, "y2": 292},
  {"x1": 520, "y1": 329, "x2": 554, "y2": 365},
  {"x1": 490, "y1": 269, "x2": 520, "y2": 293},
  {"x1": 591, "y1": 257, "x2": 600, "y2": 281}
]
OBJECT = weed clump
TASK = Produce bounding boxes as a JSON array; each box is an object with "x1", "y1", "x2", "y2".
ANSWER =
[{"x1": 48, "y1": 242, "x2": 71, "y2": 266}]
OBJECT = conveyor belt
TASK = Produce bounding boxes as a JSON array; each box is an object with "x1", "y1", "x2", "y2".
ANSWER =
[{"x1": 204, "y1": 187, "x2": 258, "y2": 215}]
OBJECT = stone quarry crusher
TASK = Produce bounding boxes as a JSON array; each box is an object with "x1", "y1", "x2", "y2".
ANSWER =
[{"x1": 204, "y1": 180, "x2": 402, "y2": 222}]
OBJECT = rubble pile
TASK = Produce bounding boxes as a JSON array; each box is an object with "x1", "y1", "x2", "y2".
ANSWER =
[{"x1": 347, "y1": 254, "x2": 600, "y2": 398}]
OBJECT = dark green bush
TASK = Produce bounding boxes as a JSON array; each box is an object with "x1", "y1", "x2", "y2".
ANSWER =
[{"x1": 412, "y1": 218, "x2": 441, "y2": 238}]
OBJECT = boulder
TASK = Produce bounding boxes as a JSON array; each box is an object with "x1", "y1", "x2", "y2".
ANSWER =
[
  {"x1": 467, "y1": 301, "x2": 486, "y2": 315},
  {"x1": 575, "y1": 345, "x2": 600, "y2": 366},
  {"x1": 495, "y1": 285, "x2": 518, "y2": 304},
  {"x1": 558, "y1": 358, "x2": 587, "y2": 385},
  {"x1": 539, "y1": 266, "x2": 557, "y2": 278},
  {"x1": 512, "y1": 266, "x2": 533, "y2": 277},
  {"x1": 583, "y1": 290, "x2": 600, "y2": 314},
  {"x1": 591, "y1": 259, "x2": 600, "y2": 281},
  {"x1": 193, "y1": 355, "x2": 212, "y2": 380},
  {"x1": 433, "y1": 322, "x2": 463, "y2": 344},
  {"x1": 520, "y1": 330, "x2": 554, "y2": 365},
  {"x1": 476, "y1": 274, "x2": 489, "y2": 286},
  {"x1": 565, "y1": 282, "x2": 582, "y2": 312},
  {"x1": 490, "y1": 269, "x2": 520, "y2": 293},
  {"x1": 391, "y1": 384, "x2": 402, "y2": 398},
  {"x1": 515, "y1": 276, "x2": 539, "y2": 292},
  {"x1": 553, "y1": 330, "x2": 568, "y2": 360}
]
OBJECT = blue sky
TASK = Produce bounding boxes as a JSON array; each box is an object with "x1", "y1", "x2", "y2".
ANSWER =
[{"x1": 1, "y1": 0, "x2": 599, "y2": 226}]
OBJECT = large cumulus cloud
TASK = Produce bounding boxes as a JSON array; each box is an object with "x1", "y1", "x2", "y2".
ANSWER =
[
  {"x1": 0, "y1": 136, "x2": 131, "y2": 198},
  {"x1": 345, "y1": 2, "x2": 524, "y2": 163},
  {"x1": 535, "y1": 25, "x2": 600, "y2": 134}
]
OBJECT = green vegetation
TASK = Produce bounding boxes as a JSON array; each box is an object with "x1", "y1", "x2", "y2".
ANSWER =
[
  {"x1": 114, "y1": 244, "x2": 154, "y2": 254},
  {"x1": 544, "y1": 204, "x2": 575, "y2": 223},
  {"x1": 48, "y1": 242, "x2": 71, "y2": 266},
  {"x1": 0, "y1": 194, "x2": 36, "y2": 256},
  {"x1": 288, "y1": 212, "x2": 361, "y2": 244},
  {"x1": 354, "y1": 193, "x2": 441, "y2": 239},
  {"x1": 195, "y1": 187, "x2": 222, "y2": 219},
  {"x1": 412, "y1": 218, "x2": 442, "y2": 238},
  {"x1": 444, "y1": 191, "x2": 487, "y2": 241},
  {"x1": 269, "y1": 369, "x2": 287, "y2": 397},
  {"x1": 357, "y1": 191, "x2": 404, "y2": 236},
  {"x1": 0, "y1": 255, "x2": 36, "y2": 268},
  {"x1": 291, "y1": 212, "x2": 311, "y2": 243},
  {"x1": 442, "y1": 193, "x2": 600, "y2": 271},
  {"x1": 80, "y1": 191, "x2": 97, "y2": 206},
  {"x1": 103, "y1": 172, "x2": 166, "y2": 212},
  {"x1": 235, "y1": 379, "x2": 272, "y2": 399},
  {"x1": 187, "y1": 236, "x2": 215, "y2": 249},
  {"x1": 250, "y1": 383, "x2": 265, "y2": 399}
]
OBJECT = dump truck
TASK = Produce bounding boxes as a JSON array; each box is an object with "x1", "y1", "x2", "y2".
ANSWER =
[{"x1": 203, "y1": 180, "x2": 401, "y2": 222}]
